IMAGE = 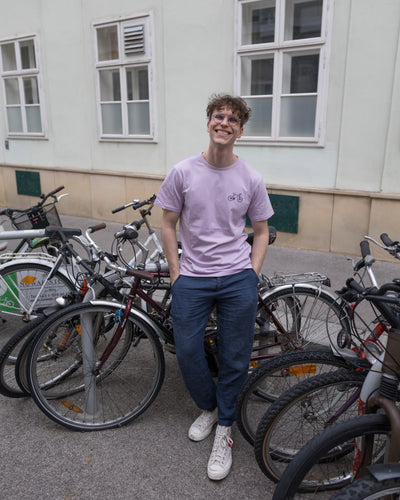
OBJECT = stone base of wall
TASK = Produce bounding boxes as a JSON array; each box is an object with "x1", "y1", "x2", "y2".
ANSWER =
[{"x1": 1, "y1": 164, "x2": 398, "y2": 262}]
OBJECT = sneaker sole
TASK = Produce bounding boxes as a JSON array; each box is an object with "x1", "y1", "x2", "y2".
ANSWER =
[{"x1": 207, "y1": 458, "x2": 232, "y2": 481}]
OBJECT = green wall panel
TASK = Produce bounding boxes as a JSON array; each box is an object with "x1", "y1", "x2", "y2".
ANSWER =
[
  {"x1": 16, "y1": 171, "x2": 41, "y2": 197},
  {"x1": 246, "y1": 193, "x2": 299, "y2": 233}
]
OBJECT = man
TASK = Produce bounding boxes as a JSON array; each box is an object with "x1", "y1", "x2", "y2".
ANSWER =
[{"x1": 155, "y1": 94, "x2": 274, "y2": 480}]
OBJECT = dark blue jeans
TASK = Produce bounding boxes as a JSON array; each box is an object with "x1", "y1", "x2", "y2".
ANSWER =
[{"x1": 170, "y1": 269, "x2": 259, "y2": 426}]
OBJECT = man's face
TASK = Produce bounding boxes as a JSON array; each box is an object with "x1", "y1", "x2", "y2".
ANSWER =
[{"x1": 207, "y1": 106, "x2": 244, "y2": 146}]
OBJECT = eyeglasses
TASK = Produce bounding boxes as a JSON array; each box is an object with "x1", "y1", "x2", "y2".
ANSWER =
[{"x1": 211, "y1": 113, "x2": 240, "y2": 126}]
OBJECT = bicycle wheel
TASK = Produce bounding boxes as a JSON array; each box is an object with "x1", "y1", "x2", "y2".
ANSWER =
[
  {"x1": 254, "y1": 369, "x2": 366, "y2": 483},
  {"x1": 236, "y1": 349, "x2": 368, "y2": 445},
  {"x1": 0, "y1": 262, "x2": 76, "y2": 351},
  {"x1": 27, "y1": 302, "x2": 165, "y2": 431},
  {"x1": 272, "y1": 413, "x2": 390, "y2": 498},
  {"x1": 330, "y1": 467, "x2": 400, "y2": 499},
  {"x1": 0, "y1": 316, "x2": 44, "y2": 397},
  {"x1": 253, "y1": 285, "x2": 349, "y2": 362}
]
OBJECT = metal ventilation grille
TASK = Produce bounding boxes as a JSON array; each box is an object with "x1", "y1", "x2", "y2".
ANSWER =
[{"x1": 124, "y1": 25, "x2": 145, "y2": 54}]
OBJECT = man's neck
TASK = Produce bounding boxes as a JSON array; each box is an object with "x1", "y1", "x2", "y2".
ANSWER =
[{"x1": 202, "y1": 146, "x2": 238, "y2": 168}]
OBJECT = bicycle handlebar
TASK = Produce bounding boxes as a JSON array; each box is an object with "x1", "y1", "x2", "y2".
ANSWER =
[
  {"x1": 112, "y1": 194, "x2": 156, "y2": 214},
  {"x1": 364, "y1": 233, "x2": 400, "y2": 261},
  {"x1": 42, "y1": 185, "x2": 64, "y2": 200},
  {"x1": 0, "y1": 186, "x2": 65, "y2": 217},
  {"x1": 346, "y1": 277, "x2": 400, "y2": 329},
  {"x1": 87, "y1": 223, "x2": 107, "y2": 233},
  {"x1": 360, "y1": 240, "x2": 371, "y2": 259}
]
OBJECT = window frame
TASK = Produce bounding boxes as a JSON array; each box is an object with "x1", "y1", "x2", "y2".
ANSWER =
[
  {"x1": 234, "y1": 0, "x2": 333, "y2": 146},
  {"x1": 0, "y1": 35, "x2": 47, "y2": 139},
  {"x1": 93, "y1": 13, "x2": 157, "y2": 143}
]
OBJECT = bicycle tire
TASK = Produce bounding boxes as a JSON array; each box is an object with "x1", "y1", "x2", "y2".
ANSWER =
[
  {"x1": 330, "y1": 470, "x2": 400, "y2": 499},
  {"x1": 27, "y1": 301, "x2": 165, "y2": 431},
  {"x1": 235, "y1": 349, "x2": 368, "y2": 445},
  {"x1": 0, "y1": 316, "x2": 44, "y2": 397},
  {"x1": 254, "y1": 369, "x2": 366, "y2": 483},
  {"x1": 15, "y1": 323, "x2": 44, "y2": 395},
  {"x1": 0, "y1": 262, "x2": 76, "y2": 352},
  {"x1": 253, "y1": 286, "x2": 349, "y2": 361},
  {"x1": 272, "y1": 413, "x2": 391, "y2": 498}
]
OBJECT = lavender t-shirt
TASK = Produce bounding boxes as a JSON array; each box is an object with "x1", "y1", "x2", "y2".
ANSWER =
[{"x1": 155, "y1": 153, "x2": 274, "y2": 277}]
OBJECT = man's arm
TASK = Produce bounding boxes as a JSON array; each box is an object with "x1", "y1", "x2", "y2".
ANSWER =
[
  {"x1": 161, "y1": 208, "x2": 181, "y2": 284},
  {"x1": 250, "y1": 219, "x2": 270, "y2": 275}
]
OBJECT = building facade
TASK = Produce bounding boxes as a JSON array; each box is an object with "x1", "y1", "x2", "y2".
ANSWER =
[{"x1": 0, "y1": 0, "x2": 399, "y2": 259}]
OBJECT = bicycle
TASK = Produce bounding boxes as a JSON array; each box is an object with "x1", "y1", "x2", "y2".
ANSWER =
[
  {"x1": 13, "y1": 219, "x2": 348, "y2": 430},
  {"x1": 234, "y1": 236, "x2": 389, "y2": 446},
  {"x1": 271, "y1": 233, "x2": 400, "y2": 499},
  {"x1": 0, "y1": 225, "x2": 89, "y2": 352},
  {"x1": 0, "y1": 185, "x2": 89, "y2": 260},
  {"x1": 111, "y1": 194, "x2": 168, "y2": 267},
  {"x1": 250, "y1": 237, "x2": 398, "y2": 488}
]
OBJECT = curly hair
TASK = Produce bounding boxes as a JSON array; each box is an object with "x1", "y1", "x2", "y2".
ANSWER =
[{"x1": 206, "y1": 94, "x2": 252, "y2": 127}]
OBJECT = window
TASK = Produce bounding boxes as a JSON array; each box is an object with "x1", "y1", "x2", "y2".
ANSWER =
[
  {"x1": 0, "y1": 36, "x2": 46, "y2": 137},
  {"x1": 94, "y1": 14, "x2": 156, "y2": 141},
  {"x1": 235, "y1": 0, "x2": 332, "y2": 144}
]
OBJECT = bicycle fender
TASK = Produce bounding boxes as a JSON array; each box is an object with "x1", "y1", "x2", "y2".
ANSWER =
[
  {"x1": 88, "y1": 299, "x2": 167, "y2": 342},
  {"x1": 259, "y1": 282, "x2": 338, "y2": 302},
  {"x1": 368, "y1": 463, "x2": 400, "y2": 482}
]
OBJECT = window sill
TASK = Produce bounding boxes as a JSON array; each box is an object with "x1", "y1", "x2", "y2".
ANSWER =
[
  {"x1": 99, "y1": 135, "x2": 157, "y2": 143},
  {"x1": 7, "y1": 134, "x2": 48, "y2": 140},
  {"x1": 237, "y1": 137, "x2": 324, "y2": 147}
]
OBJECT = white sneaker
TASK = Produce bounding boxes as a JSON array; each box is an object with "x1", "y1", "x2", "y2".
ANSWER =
[
  {"x1": 207, "y1": 425, "x2": 233, "y2": 480},
  {"x1": 188, "y1": 408, "x2": 218, "y2": 442}
]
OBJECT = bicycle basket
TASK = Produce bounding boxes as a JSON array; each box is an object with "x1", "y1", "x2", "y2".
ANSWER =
[{"x1": 11, "y1": 202, "x2": 62, "y2": 230}]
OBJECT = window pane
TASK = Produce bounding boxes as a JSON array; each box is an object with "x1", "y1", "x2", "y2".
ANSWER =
[
  {"x1": 101, "y1": 103, "x2": 122, "y2": 134},
  {"x1": 241, "y1": 56, "x2": 274, "y2": 96},
  {"x1": 244, "y1": 97, "x2": 272, "y2": 136},
  {"x1": 19, "y1": 39, "x2": 36, "y2": 69},
  {"x1": 127, "y1": 102, "x2": 150, "y2": 134},
  {"x1": 285, "y1": 0, "x2": 322, "y2": 41},
  {"x1": 7, "y1": 107, "x2": 23, "y2": 132},
  {"x1": 99, "y1": 69, "x2": 121, "y2": 101},
  {"x1": 4, "y1": 78, "x2": 20, "y2": 104},
  {"x1": 97, "y1": 25, "x2": 119, "y2": 61},
  {"x1": 280, "y1": 95, "x2": 316, "y2": 136},
  {"x1": 126, "y1": 67, "x2": 149, "y2": 100},
  {"x1": 26, "y1": 105, "x2": 42, "y2": 132},
  {"x1": 1, "y1": 43, "x2": 17, "y2": 71},
  {"x1": 242, "y1": 1, "x2": 275, "y2": 45},
  {"x1": 282, "y1": 52, "x2": 319, "y2": 93},
  {"x1": 252, "y1": 58, "x2": 274, "y2": 95},
  {"x1": 23, "y1": 76, "x2": 40, "y2": 104}
]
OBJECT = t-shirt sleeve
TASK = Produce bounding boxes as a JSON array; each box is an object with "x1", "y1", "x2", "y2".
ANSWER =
[
  {"x1": 247, "y1": 178, "x2": 274, "y2": 222},
  {"x1": 154, "y1": 167, "x2": 184, "y2": 213}
]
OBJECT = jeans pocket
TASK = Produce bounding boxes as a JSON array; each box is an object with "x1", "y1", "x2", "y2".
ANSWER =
[
  {"x1": 171, "y1": 275, "x2": 182, "y2": 291},
  {"x1": 250, "y1": 268, "x2": 260, "y2": 283}
]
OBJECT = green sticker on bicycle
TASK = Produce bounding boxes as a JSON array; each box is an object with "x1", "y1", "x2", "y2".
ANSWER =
[{"x1": 0, "y1": 272, "x2": 20, "y2": 312}]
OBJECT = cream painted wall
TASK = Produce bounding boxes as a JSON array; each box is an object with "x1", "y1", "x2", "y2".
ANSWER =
[
  {"x1": 335, "y1": 0, "x2": 400, "y2": 192},
  {"x1": 0, "y1": 0, "x2": 400, "y2": 202}
]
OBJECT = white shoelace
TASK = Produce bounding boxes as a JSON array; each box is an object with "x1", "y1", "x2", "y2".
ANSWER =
[{"x1": 209, "y1": 431, "x2": 233, "y2": 465}]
